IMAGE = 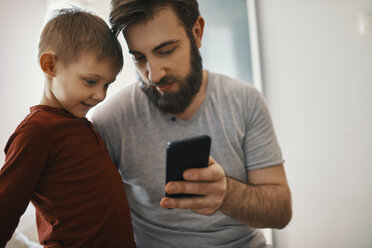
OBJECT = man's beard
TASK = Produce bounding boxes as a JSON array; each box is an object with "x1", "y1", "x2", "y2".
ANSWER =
[{"x1": 139, "y1": 38, "x2": 203, "y2": 114}]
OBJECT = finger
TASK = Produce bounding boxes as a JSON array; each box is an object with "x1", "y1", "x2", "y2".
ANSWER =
[
  {"x1": 165, "y1": 181, "x2": 212, "y2": 196},
  {"x1": 183, "y1": 159, "x2": 225, "y2": 182},
  {"x1": 160, "y1": 196, "x2": 223, "y2": 215},
  {"x1": 192, "y1": 208, "x2": 218, "y2": 216},
  {"x1": 208, "y1": 156, "x2": 216, "y2": 165},
  {"x1": 165, "y1": 181, "x2": 226, "y2": 204},
  {"x1": 160, "y1": 195, "x2": 217, "y2": 210}
]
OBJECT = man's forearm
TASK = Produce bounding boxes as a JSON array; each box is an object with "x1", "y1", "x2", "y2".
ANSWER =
[{"x1": 219, "y1": 177, "x2": 292, "y2": 229}]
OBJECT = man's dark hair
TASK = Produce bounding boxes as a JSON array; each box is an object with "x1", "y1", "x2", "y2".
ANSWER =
[{"x1": 110, "y1": 0, "x2": 200, "y2": 37}]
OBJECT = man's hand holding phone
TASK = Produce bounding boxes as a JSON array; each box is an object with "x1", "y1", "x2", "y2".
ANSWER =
[{"x1": 161, "y1": 157, "x2": 227, "y2": 216}]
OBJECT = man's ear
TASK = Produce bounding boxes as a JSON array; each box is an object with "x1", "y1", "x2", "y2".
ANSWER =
[
  {"x1": 39, "y1": 52, "x2": 57, "y2": 77},
  {"x1": 192, "y1": 15, "x2": 205, "y2": 48}
]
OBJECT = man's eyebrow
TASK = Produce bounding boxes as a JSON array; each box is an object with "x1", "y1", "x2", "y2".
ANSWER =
[
  {"x1": 128, "y1": 39, "x2": 179, "y2": 55},
  {"x1": 152, "y1": 39, "x2": 179, "y2": 52}
]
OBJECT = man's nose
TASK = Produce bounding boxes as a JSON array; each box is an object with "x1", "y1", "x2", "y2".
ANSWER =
[{"x1": 146, "y1": 59, "x2": 166, "y2": 83}]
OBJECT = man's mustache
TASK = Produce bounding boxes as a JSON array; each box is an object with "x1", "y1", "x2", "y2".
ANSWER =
[{"x1": 150, "y1": 76, "x2": 178, "y2": 87}]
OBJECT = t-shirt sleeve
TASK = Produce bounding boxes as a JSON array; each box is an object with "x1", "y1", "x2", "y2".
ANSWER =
[
  {"x1": 244, "y1": 87, "x2": 283, "y2": 170},
  {"x1": 91, "y1": 107, "x2": 120, "y2": 167},
  {"x1": 0, "y1": 122, "x2": 48, "y2": 247}
]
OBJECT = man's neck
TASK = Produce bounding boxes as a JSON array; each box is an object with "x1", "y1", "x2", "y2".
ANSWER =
[{"x1": 173, "y1": 70, "x2": 208, "y2": 121}]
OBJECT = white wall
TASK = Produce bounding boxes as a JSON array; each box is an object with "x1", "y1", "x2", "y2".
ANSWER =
[
  {"x1": 0, "y1": 0, "x2": 46, "y2": 163},
  {"x1": 2, "y1": 1, "x2": 372, "y2": 247},
  {"x1": 257, "y1": 1, "x2": 372, "y2": 247},
  {"x1": 0, "y1": 1, "x2": 47, "y2": 243}
]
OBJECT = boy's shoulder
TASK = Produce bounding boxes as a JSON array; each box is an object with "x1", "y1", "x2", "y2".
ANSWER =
[
  {"x1": 16, "y1": 106, "x2": 46, "y2": 131},
  {"x1": 18, "y1": 106, "x2": 55, "y2": 129},
  {"x1": 16, "y1": 105, "x2": 75, "y2": 133},
  {"x1": 4, "y1": 107, "x2": 51, "y2": 154},
  {"x1": 6, "y1": 105, "x2": 82, "y2": 153}
]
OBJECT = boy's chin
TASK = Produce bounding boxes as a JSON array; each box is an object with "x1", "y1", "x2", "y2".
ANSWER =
[{"x1": 70, "y1": 110, "x2": 89, "y2": 119}]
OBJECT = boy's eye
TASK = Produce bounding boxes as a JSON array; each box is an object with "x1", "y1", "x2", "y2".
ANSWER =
[
  {"x1": 132, "y1": 55, "x2": 145, "y2": 63},
  {"x1": 104, "y1": 83, "x2": 111, "y2": 89},
  {"x1": 86, "y1": 79, "x2": 96, "y2": 86}
]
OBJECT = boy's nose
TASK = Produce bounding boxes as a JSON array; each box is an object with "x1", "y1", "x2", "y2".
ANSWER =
[{"x1": 92, "y1": 88, "x2": 106, "y2": 102}]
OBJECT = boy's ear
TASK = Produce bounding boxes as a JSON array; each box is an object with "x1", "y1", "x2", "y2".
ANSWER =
[
  {"x1": 40, "y1": 52, "x2": 57, "y2": 77},
  {"x1": 192, "y1": 15, "x2": 205, "y2": 49}
]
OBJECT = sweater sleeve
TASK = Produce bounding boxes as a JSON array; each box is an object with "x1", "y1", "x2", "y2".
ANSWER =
[{"x1": 0, "y1": 122, "x2": 48, "y2": 247}]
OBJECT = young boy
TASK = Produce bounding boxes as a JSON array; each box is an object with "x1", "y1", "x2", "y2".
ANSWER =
[{"x1": 0, "y1": 8, "x2": 135, "y2": 247}]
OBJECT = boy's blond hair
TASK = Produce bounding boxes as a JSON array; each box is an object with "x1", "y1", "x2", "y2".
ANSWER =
[{"x1": 38, "y1": 8, "x2": 123, "y2": 72}]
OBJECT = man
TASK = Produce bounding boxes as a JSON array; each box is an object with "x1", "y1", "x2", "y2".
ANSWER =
[{"x1": 92, "y1": 1, "x2": 292, "y2": 247}]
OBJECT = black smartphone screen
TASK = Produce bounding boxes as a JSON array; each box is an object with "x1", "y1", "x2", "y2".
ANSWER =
[{"x1": 165, "y1": 135, "x2": 211, "y2": 198}]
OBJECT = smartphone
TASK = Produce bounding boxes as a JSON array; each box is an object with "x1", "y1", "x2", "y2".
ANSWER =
[{"x1": 165, "y1": 135, "x2": 211, "y2": 198}]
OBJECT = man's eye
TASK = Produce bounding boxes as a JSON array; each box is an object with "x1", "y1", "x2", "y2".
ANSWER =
[{"x1": 159, "y1": 47, "x2": 175, "y2": 55}]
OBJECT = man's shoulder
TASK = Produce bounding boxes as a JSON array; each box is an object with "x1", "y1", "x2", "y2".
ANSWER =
[
  {"x1": 92, "y1": 82, "x2": 142, "y2": 122},
  {"x1": 97, "y1": 82, "x2": 133, "y2": 106},
  {"x1": 208, "y1": 71, "x2": 261, "y2": 97},
  {"x1": 108, "y1": 82, "x2": 139, "y2": 103}
]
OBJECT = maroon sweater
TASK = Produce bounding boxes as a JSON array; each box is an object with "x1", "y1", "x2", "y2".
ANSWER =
[{"x1": 0, "y1": 105, "x2": 135, "y2": 247}]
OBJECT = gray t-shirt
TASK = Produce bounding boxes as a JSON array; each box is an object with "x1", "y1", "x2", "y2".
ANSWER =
[{"x1": 92, "y1": 71, "x2": 283, "y2": 248}]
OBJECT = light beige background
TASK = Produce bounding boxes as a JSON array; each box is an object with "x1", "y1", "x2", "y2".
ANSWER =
[{"x1": 1, "y1": 0, "x2": 372, "y2": 247}]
